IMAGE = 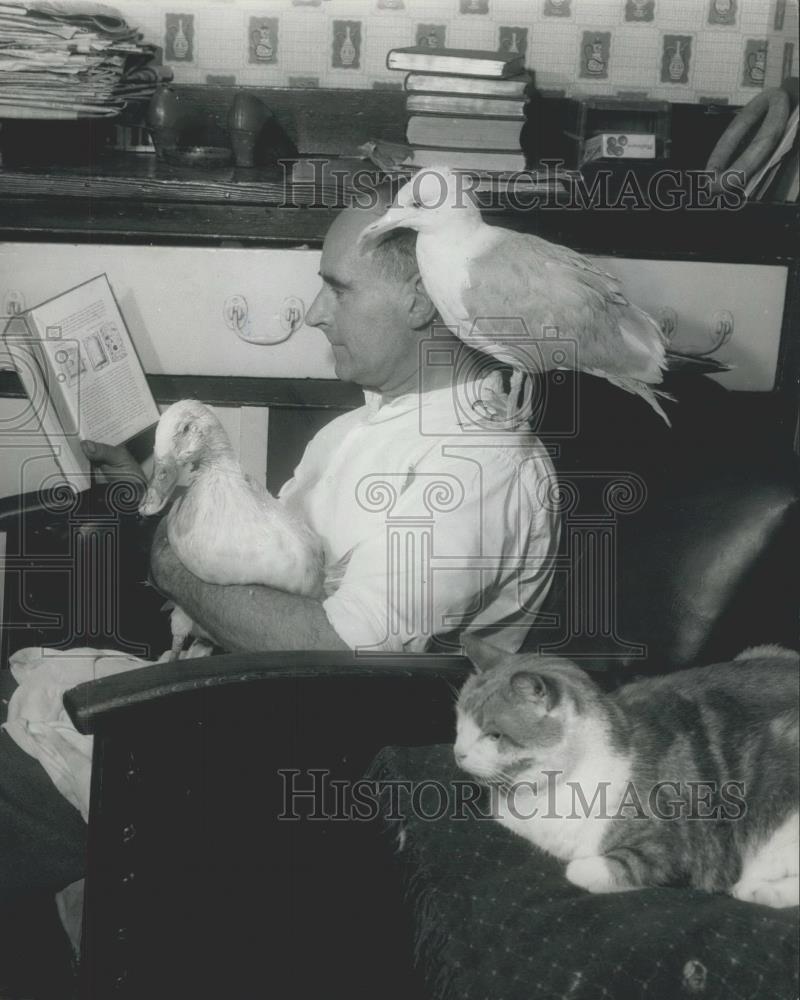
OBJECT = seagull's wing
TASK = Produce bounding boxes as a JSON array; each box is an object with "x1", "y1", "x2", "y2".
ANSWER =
[
  {"x1": 541, "y1": 240, "x2": 667, "y2": 381},
  {"x1": 458, "y1": 230, "x2": 665, "y2": 382}
]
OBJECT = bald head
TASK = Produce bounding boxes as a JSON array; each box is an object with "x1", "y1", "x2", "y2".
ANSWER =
[{"x1": 328, "y1": 198, "x2": 418, "y2": 284}]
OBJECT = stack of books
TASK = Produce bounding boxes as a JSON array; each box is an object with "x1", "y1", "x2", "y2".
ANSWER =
[{"x1": 386, "y1": 45, "x2": 534, "y2": 174}]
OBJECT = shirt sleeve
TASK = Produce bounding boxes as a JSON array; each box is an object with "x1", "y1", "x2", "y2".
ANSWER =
[{"x1": 322, "y1": 446, "x2": 555, "y2": 653}]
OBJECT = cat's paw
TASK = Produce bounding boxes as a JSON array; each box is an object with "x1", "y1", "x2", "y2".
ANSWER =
[
  {"x1": 566, "y1": 856, "x2": 618, "y2": 893},
  {"x1": 731, "y1": 875, "x2": 799, "y2": 909}
]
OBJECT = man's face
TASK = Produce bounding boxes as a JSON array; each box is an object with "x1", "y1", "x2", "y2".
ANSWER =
[{"x1": 305, "y1": 208, "x2": 417, "y2": 393}]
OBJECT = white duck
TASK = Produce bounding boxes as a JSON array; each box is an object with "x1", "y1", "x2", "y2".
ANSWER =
[{"x1": 139, "y1": 399, "x2": 324, "y2": 658}]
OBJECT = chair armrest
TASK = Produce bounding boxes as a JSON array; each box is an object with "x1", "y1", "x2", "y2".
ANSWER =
[
  {"x1": 63, "y1": 650, "x2": 471, "y2": 735},
  {"x1": 74, "y1": 648, "x2": 471, "y2": 1000}
]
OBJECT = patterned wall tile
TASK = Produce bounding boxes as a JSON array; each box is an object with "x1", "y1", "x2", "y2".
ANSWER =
[
  {"x1": 109, "y1": 0, "x2": 798, "y2": 106},
  {"x1": 544, "y1": 0, "x2": 573, "y2": 19},
  {"x1": 707, "y1": 0, "x2": 737, "y2": 26},
  {"x1": 248, "y1": 17, "x2": 279, "y2": 65},
  {"x1": 661, "y1": 34, "x2": 693, "y2": 85},
  {"x1": 579, "y1": 30, "x2": 611, "y2": 79},
  {"x1": 415, "y1": 23, "x2": 447, "y2": 47},
  {"x1": 624, "y1": 1, "x2": 655, "y2": 24},
  {"x1": 331, "y1": 20, "x2": 362, "y2": 70},
  {"x1": 741, "y1": 37, "x2": 768, "y2": 86},
  {"x1": 498, "y1": 25, "x2": 528, "y2": 56},
  {"x1": 165, "y1": 12, "x2": 195, "y2": 62}
]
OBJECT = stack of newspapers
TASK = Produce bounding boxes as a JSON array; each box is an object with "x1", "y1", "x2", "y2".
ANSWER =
[{"x1": 0, "y1": 0, "x2": 170, "y2": 119}]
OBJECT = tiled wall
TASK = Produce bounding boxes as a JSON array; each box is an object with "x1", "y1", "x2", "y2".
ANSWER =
[{"x1": 118, "y1": 0, "x2": 797, "y2": 105}]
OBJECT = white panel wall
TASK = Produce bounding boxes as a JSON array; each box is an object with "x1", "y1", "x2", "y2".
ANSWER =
[
  {"x1": 0, "y1": 243, "x2": 333, "y2": 378},
  {"x1": 1, "y1": 244, "x2": 787, "y2": 389},
  {"x1": 0, "y1": 243, "x2": 789, "y2": 501},
  {"x1": 592, "y1": 257, "x2": 787, "y2": 392}
]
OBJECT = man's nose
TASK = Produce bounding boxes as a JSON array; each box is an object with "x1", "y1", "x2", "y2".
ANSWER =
[
  {"x1": 305, "y1": 288, "x2": 326, "y2": 329},
  {"x1": 454, "y1": 749, "x2": 467, "y2": 766}
]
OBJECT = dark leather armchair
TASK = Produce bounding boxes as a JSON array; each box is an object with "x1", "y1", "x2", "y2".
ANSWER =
[{"x1": 2, "y1": 373, "x2": 798, "y2": 998}]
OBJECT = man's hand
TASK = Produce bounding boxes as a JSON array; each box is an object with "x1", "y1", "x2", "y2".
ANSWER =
[
  {"x1": 81, "y1": 440, "x2": 145, "y2": 487},
  {"x1": 149, "y1": 517, "x2": 184, "y2": 597}
]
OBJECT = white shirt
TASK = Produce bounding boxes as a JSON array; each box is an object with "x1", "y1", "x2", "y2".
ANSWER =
[{"x1": 279, "y1": 383, "x2": 559, "y2": 653}]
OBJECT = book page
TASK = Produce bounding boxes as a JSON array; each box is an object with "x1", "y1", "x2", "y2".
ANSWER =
[
  {"x1": 28, "y1": 274, "x2": 159, "y2": 447},
  {"x1": 1, "y1": 318, "x2": 91, "y2": 490}
]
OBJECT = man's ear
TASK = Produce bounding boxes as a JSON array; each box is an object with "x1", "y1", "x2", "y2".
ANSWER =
[{"x1": 407, "y1": 273, "x2": 438, "y2": 330}]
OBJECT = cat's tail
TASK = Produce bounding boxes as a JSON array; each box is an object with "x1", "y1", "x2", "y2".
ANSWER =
[{"x1": 735, "y1": 644, "x2": 799, "y2": 662}]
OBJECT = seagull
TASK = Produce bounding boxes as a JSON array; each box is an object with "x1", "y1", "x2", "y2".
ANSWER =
[
  {"x1": 139, "y1": 399, "x2": 324, "y2": 658},
  {"x1": 359, "y1": 167, "x2": 691, "y2": 425}
]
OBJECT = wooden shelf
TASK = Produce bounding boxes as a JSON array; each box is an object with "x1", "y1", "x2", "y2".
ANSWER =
[
  {"x1": 0, "y1": 85, "x2": 797, "y2": 260},
  {"x1": 0, "y1": 166, "x2": 797, "y2": 261}
]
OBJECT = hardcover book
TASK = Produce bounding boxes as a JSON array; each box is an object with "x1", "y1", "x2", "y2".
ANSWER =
[
  {"x1": 406, "y1": 115, "x2": 523, "y2": 150},
  {"x1": 404, "y1": 71, "x2": 534, "y2": 97},
  {"x1": 406, "y1": 93, "x2": 527, "y2": 118},
  {"x1": 407, "y1": 147, "x2": 528, "y2": 172},
  {"x1": 2, "y1": 274, "x2": 159, "y2": 492},
  {"x1": 387, "y1": 46, "x2": 525, "y2": 78}
]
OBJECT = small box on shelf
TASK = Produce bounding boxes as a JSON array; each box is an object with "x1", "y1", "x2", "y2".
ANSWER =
[{"x1": 565, "y1": 96, "x2": 671, "y2": 168}]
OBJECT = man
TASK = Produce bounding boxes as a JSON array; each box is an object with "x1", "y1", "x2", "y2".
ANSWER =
[
  {"x1": 121, "y1": 197, "x2": 558, "y2": 654},
  {"x1": 0, "y1": 194, "x2": 558, "y2": 983}
]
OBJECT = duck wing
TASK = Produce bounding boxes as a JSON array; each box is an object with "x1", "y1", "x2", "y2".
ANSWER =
[{"x1": 168, "y1": 475, "x2": 323, "y2": 597}]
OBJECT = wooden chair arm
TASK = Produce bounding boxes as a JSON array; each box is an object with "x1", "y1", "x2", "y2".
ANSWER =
[{"x1": 63, "y1": 650, "x2": 470, "y2": 735}]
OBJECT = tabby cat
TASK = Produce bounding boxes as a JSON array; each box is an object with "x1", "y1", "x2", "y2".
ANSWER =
[{"x1": 455, "y1": 640, "x2": 799, "y2": 908}]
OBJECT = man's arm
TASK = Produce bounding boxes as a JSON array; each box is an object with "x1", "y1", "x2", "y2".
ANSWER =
[{"x1": 150, "y1": 520, "x2": 348, "y2": 653}]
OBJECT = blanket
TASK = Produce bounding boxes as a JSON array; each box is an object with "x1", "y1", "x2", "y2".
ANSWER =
[
  {"x1": 369, "y1": 744, "x2": 800, "y2": 1000},
  {"x1": 2, "y1": 647, "x2": 153, "y2": 821}
]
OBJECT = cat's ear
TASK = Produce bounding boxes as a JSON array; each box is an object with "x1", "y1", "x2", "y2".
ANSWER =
[
  {"x1": 462, "y1": 635, "x2": 508, "y2": 673},
  {"x1": 510, "y1": 671, "x2": 556, "y2": 710}
]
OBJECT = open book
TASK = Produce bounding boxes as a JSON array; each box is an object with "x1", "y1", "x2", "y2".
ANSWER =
[{"x1": 2, "y1": 274, "x2": 159, "y2": 492}]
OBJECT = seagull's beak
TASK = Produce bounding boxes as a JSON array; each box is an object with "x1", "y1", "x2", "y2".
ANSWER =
[
  {"x1": 357, "y1": 206, "x2": 423, "y2": 250},
  {"x1": 139, "y1": 455, "x2": 180, "y2": 516}
]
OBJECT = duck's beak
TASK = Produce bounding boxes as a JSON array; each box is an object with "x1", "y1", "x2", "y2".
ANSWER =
[
  {"x1": 139, "y1": 456, "x2": 180, "y2": 515},
  {"x1": 357, "y1": 206, "x2": 423, "y2": 250}
]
